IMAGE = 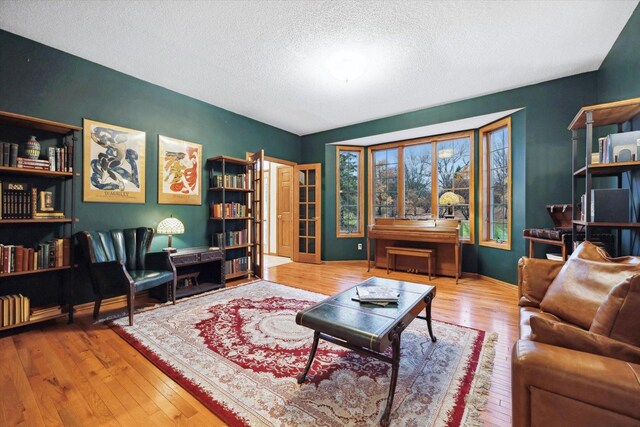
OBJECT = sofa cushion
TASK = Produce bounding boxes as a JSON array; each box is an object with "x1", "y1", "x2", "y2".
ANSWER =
[
  {"x1": 590, "y1": 274, "x2": 640, "y2": 347},
  {"x1": 529, "y1": 315, "x2": 640, "y2": 364},
  {"x1": 519, "y1": 307, "x2": 561, "y2": 340},
  {"x1": 539, "y1": 241, "x2": 640, "y2": 329},
  {"x1": 518, "y1": 257, "x2": 564, "y2": 306}
]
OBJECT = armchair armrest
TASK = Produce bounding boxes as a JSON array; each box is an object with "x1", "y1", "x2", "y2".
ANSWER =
[
  {"x1": 512, "y1": 340, "x2": 640, "y2": 426},
  {"x1": 89, "y1": 260, "x2": 134, "y2": 296},
  {"x1": 517, "y1": 257, "x2": 564, "y2": 307},
  {"x1": 145, "y1": 251, "x2": 173, "y2": 271}
]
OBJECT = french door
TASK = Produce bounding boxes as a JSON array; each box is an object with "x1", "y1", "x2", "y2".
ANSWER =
[{"x1": 293, "y1": 163, "x2": 321, "y2": 264}]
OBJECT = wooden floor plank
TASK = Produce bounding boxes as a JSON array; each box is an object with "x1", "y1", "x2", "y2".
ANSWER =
[{"x1": 0, "y1": 260, "x2": 518, "y2": 426}]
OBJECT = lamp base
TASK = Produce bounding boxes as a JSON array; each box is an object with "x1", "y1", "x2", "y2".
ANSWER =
[{"x1": 163, "y1": 247, "x2": 177, "y2": 253}]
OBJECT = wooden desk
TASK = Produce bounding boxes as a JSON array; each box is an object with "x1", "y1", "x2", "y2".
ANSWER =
[{"x1": 167, "y1": 247, "x2": 225, "y2": 299}]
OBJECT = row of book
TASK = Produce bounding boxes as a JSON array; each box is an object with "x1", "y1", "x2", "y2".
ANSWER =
[
  {"x1": 225, "y1": 256, "x2": 250, "y2": 275},
  {"x1": 0, "y1": 142, "x2": 18, "y2": 167},
  {"x1": 0, "y1": 296, "x2": 62, "y2": 327},
  {"x1": 211, "y1": 202, "x2": 248, "y2": 218},
  {"x1": 0, "y1": 181, "x2": 64, "y2": 219},
  {"x1": 213, "y1": 230, "x2": 248, "y2": 247},
  {"x1": 0, "y1": 294, "x2": 30, "y2": 327},
  {"x1": 210, "y1": 173, "x2": 249, "y2": 189},
  {"x1": 0, "y1": 238, "x2": 71, "y2": 274},
  {"x1": 0, "y1": 142, "x2": 73, "y2": 172}
]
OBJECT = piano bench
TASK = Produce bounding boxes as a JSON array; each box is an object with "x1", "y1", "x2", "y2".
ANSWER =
[{"x1": 386, "y1": 247, "x2": 436, "y2": 279}]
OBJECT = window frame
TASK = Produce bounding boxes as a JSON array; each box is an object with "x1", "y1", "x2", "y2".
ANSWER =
[
  {"x1": 336, "y1": 146, "x2": 365, "y2": 238},
  {"x1": 367, "y1": 131, "x2": 475, "y2": 243},
  {"x1": 479, "y1": 117, "x2": 512, "y2": 250}
]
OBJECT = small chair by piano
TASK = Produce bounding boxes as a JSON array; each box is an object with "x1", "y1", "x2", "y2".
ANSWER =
[{"x1": 386, "y1": 246, "x2": 435, "y2": 279}]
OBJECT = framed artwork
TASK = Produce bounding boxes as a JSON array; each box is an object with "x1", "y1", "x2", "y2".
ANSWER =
[
  {"x1": 83, "y1": 119, "x2": 146, "y2": 203},
  {"x1": 158, "y1": 135, "x2": 202, "y2": 205}
]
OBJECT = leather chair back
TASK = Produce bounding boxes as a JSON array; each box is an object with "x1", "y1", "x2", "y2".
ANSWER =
[{"x1": 82, "y1": 227, "x2": 154, "y2": 271}]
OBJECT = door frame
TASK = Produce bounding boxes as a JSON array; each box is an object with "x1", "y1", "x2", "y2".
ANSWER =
[{"x1": 246, "y1": 153, "x2": 296, "y2": 259}]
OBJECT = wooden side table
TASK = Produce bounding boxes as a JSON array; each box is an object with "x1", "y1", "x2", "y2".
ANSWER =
[{"x1": 162, "y1": 246, "x2": 225, "y2": 300}]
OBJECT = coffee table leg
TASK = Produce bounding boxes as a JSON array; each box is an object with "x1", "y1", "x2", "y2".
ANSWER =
[
  {"x1": 425, "y1": 301, "x2": 437, "y2": 343},
  {"x1": 297, "y1": 331, "x2": 320, "y2": 384},
  {"x1": 380, "y1": 331, "x2": 401, "y2": 427}
]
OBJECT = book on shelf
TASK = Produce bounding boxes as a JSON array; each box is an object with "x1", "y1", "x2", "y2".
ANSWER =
[
  {"x1": 0, "y1": 238, "x2": 70, "y2": 274},
  {"x1": 30, "y1": 305, "x2": 61, "y2": 322},
  {"x1": 211, "y1": 202, "x2": 248, "y2": 218},
  {"x1": 0, "y1": 294, "x2": 31, "y2": 326},
  {"x1": 355, "y1": 286, "x2": 399, "y2": 303},
  {"x1": 39, "y1": 191, "x2": 54, "y2": 211},
  {"x1": 16, "y1": 157, "x2": 51, "y2": 170},
  {"x1": 0, "y1": 181, "x2": 33, "y2": 219},
  {"x1": 210, "y1": 173, "x2": 248, "y2": 189}
]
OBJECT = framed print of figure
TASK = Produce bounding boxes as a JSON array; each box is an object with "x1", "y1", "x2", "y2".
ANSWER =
[
  {"x1": 83, "y1": 119, "x2": 146, "y2": 203},
  {"x1": 158, "y1": 135, "x2": 202, "y2": 205}
]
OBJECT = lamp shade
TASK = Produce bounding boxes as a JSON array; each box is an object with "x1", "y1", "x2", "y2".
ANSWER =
[
  {"x1": 439, "y1": 191, "x2": 464, "y2": 205},
  {"x1": 157, "y1": 217, "x2": 185, "y2": 235}
]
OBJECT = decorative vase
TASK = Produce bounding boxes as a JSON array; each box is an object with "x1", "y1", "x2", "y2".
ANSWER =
[{"x1": 25, "y1": 136, "x2": 40, "y2": 160}]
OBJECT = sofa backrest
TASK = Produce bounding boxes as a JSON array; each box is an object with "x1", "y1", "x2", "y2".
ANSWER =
[{"x1": 84, "y1": 227, "x2": 154, "y2": 271}]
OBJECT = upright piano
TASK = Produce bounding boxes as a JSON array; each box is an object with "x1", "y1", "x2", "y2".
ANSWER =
[{"x1": 367, "y1": 218, "x2": 462, "y2": 282}]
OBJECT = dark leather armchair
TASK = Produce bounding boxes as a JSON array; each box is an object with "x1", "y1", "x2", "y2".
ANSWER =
[{"x1": 77, "y1": 227, "x2": 177, "y2": 325}]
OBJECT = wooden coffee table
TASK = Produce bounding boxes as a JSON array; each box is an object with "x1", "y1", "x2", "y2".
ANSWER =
[{"x1": 295, "y1": 276, "x2": 436, "y2": 426}]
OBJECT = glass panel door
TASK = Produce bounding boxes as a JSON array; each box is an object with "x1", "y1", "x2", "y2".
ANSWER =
[{"x1": 293, "y1": 163, "x2": 321, "y2": 264}]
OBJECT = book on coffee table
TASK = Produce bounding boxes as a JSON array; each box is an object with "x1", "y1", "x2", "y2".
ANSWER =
[{"x1": 355, "y1": 286, "x2": 399, "y2": 303}]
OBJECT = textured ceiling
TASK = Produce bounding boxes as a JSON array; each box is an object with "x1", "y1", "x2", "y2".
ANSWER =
[{"x1": 0, "y1": 1, "x2": 637, "y2": 136}]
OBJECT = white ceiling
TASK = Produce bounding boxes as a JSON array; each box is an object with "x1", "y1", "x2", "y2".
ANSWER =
[{"x1": 0, "y1": 1, "x2": 637, "y2": 136}]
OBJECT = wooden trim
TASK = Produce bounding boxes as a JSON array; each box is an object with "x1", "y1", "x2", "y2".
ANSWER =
[
  {"x1": 397, "y1": 145, "x2": 404, "y2": 219},
  {"x1": 245, "y1": 151, "x2": 297, "y2": 167},
  {"x1": 479, "y1": 117, "x2": 511, "y2": 251},
  {"x1": 74, "y1": 295, "x2": 130, "y2": 314},
  {"x1": 336, "y1": 146, "x2": 365, "y2": 238},
  {"x1": 367, "y1": 130, "x2": 476, "y2": 151},
  {"x1": 367, "y1": 130, "x2": 475, "y2": 243}
]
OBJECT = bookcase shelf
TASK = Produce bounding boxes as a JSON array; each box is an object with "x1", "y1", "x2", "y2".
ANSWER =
[
  {"x1": 0, "y1": 265, "x2": 72, "y2": 278},
  {"x1": 0, "y1": 110, "x2": 78, "y2": 331},
  {"x1": 207, "y1": 151, "x2": 264, "y2": 281},
  {"x1": 0, "y1": 166, "x2": 73, "y2": 178},
  {"x1": 0, "y1": 311, "x2": 68, "y2": 332},
  {"x1": 570, "y1": 97, "x2": 640, "y2": 256},
  {"x1": 0, "y1": 218, "x2": 72, "y2": 224}
]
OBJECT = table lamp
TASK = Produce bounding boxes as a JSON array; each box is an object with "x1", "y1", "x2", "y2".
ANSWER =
[
  {"x1": 157, "y1": 215, "x2": 185, "y2": 252},
  {"x1": 439, "y1": 192, "x2": 464, "y2": 219}
]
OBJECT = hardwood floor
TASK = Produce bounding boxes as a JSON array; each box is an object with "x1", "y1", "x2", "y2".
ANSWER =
[{"x1": 0, "y1": 261, "x2": 518, "y2": 426}]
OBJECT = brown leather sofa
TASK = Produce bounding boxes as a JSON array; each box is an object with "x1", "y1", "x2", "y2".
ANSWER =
[{"x1": 512, "y1": 252, "x2": 640, "y2": 427}]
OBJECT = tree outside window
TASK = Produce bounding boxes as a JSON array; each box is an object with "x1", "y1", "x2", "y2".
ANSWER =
[{"x1": 336, "y1": 146, "x2": 364, "y2": 237}]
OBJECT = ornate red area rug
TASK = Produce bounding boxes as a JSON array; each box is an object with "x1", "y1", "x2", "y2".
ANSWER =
[{"x1": 111, "y1": 281, "x2": 496, "y2": 426}]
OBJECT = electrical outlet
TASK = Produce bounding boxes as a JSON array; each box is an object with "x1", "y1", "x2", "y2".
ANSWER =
[{"x1": 357, "y1": 243, "x2": 363, "y2": 250}]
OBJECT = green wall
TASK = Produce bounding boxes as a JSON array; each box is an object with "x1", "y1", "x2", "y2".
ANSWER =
[
  {"x1": 302, "y1": 74, "x2": 598, "y2": 284},
  {"x1": 0, "y1": 30, "x2": 301, "y2": 303},
  {"x1": 597, "y1": 4, "x2": 640, "y2": 255},
  {"x1": 597, "y1": 3, "x2": 640, "y2": 103}
]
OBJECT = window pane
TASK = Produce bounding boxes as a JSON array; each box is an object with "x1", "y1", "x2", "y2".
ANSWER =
[
  {"x1": 337, "y1": 148, "x2": 363, "y2": 235},
  {"x1": 404, "y1": 143, "x2": 432, "y2": 218},
  {"x1": 481, "y1": 120, "x2": 510, "y2": 247},
  {"x1": 436, "y1": 138, "x2": 471, "y2": 239},
  {"x1": 373, "y1": 148, "x2": 399, "y2": 219}
]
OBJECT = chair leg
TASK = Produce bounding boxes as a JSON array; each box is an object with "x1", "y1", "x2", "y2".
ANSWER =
[
  {"x1": 172, "y1": 280, "x2": 177, "y2": 305},
  {"x1": 127, "y1": 287, "x2": 135, "y2": 326},
  {"x1": 93, "y1": 297, "x2": 102, "y2": 320}
]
